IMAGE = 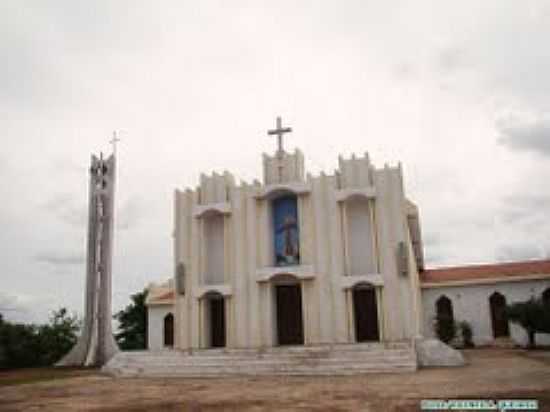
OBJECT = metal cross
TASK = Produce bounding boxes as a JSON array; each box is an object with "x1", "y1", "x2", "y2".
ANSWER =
[
  {"x1": 109, "y1": 131, "x2": 121, "y2": 156},
  {"x1": 267, "y1": 116, "x2": 292, "y2": 155}
]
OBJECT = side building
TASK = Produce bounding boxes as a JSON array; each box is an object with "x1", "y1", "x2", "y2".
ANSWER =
[{"x1": 421, "y1": 260, "x2": 550, "y2": 347}]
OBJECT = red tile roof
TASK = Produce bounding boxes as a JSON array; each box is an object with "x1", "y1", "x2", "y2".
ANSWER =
[
  {"x1": 421, "y1": 259, "x2": 550, "y2": 284},
  {"x1": 147, "y1": 290, "x2": 175, "y2": 304},
  {"x1": 156, "y1": 290, "x2": 175, "y2": 301}
]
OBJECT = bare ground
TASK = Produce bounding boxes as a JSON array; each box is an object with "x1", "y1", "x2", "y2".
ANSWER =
[{"x1": 0, "y1": 349, "x2": 549, "y2": 411}]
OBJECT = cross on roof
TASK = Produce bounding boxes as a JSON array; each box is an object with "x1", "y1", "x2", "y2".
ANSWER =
[{"x1": 267, "y1": 116, "x2": 292, "y2": 155}]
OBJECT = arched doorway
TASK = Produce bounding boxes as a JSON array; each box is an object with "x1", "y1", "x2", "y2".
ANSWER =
[
  {"x1": 163, "y1": 313, "x2": 174, "y2": 347},
  {"x1": 205, "y1": 292, "x2": 226, "y2": 348},
  {"x1": 489, "y1": 292, "x2": 509, "y2": 338},
  {"x1": 435, "y1": 295, "x2": 454, "y2": 321},
  {"x1": 273, "y1": 275, "x2": 304, "y2": 345},
  {"x1": 542, "y1": 288, "x2": 550, "y2": 306},
  {"x1": 352, "y1": 283, "x2": 380, "y2": 342}
]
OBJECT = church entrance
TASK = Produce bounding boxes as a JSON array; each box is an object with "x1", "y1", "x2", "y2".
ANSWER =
[
  {"x1": 208, "y1": 295, "x2": 226, "y2": 348},
  {"x1": 489, "y1": 292, "x2": 509, "y2": 338},
  {"x1": 352, "y1": 285, "x2": 380, "y2": 342},
  {"x1": 276, "y1": 284, "x2": 304, "y2": 345}
]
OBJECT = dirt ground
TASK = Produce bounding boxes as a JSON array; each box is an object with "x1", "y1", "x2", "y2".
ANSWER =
[{"x1": 0, "y1": 349, "x2": 549, "y2": 412}]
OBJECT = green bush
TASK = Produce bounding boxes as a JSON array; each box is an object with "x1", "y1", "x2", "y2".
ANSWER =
[
  {"x1": 505, "y1": 298, "x2": 550, "y2": 348},
  {"x1": 458, "y1": 321, "x2": 474, "y2": 348},
  {"x1": 434, "y1": 314, "x2": 456, "y2": 344}
]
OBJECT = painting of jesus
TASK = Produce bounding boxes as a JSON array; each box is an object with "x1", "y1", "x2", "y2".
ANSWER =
[{"x1": 273, "y1": 196, "x2": 300, "y2": 266}]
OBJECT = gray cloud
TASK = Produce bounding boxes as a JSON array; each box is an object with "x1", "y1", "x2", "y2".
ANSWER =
[
  {"x1": 34, "y1": 251, "x2": 85, "y2": 266},
  {"x1": 435, "y1": 46, "x2": 471, "y2": 74},
  {"x1": 497, "y1": 115, "x2": 550, "y2": 157},
  {"x1": 0, "y1": 292, "x2": 29, "y2": 315},
  {"x1": 496, "y1": 243, "x2": 545, "y2": 262},
  {"x1": 41, "y1": 193, "x2": 87, "y2": 228},
  {"x1": 498, "y1": 194, "x2": 550, "y2": 224},
  {"x1": 116, "y1": 196, "x2": 144, "y2": 231},
  {"x1": 0, "y1": 291, "x2": 42, "y2": 324}
]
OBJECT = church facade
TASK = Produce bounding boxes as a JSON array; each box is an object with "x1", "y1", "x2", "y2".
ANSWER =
[{"x1": 165, "y1": 121, "x2": 424, "y2": 351}]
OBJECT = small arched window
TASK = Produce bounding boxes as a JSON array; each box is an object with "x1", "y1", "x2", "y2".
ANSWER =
[
  {"x1": 489, "y1": 292, "x2": 509, "y2": 338},
  {"x1": 435, "y1": 295, "x2": 454, "y2": 321},
  {"x1": 163, "y1": 313, "x2": 174, "y2": 347}
]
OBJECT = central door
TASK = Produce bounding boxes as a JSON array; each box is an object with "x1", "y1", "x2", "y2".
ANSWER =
[
  {"x1": 276, "y1": 284, "x2": 304, "y2": 345},
  {"x1": 353, "y1": 287, "x2": 380, "y2": 342},
  {"x1": 209, "y1": 297, "x2": 226, "y2": 347}
]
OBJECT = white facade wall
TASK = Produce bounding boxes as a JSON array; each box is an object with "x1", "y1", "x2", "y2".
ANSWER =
[
  {"x1": 147, "y1": 305, "x2": 174, "y2": 351},
  {"x1": 172, "y1": 149, "x2": 423, "y2": 350},
  {"x1": 422, "y1": 279, "x2": 550, "y2": 347}
]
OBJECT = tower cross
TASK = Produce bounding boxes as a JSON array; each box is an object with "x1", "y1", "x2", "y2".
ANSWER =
[
  {"x1": 109, "y1": 131, "x2": 121, "y2": 156},
  {"x1": 267, "y1": 116, "x2": 292, "y2": 156}
]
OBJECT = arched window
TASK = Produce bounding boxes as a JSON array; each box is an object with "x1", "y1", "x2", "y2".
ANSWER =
[
  {"x1": 163, "y1": 313, "x2": 174, "y2": 347},
  {"x1": 272, "y1": 195, "x2": 300, "y2": 266},
  {"x1": 345, "y1": 196, "x2": 376, "y2": 275},
  {"x1": 204, "y1": 212, "x2": 225, "y2": 284},
  {"x1": 435, "y1": 295, "x2": 455, "y2": 343},
  {"x1": 435, "y1": 295, "x2": 454, "y2": 321},
  {"x1": 542, "y1": 288, "x2": 550, "y2": 306},
  {"x1": 489, "y1": 292, "x2": 509, "y2": 338}
]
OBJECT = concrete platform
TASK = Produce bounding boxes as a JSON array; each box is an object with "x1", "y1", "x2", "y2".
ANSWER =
[{"x1": 103, "y1": 341, "x2": 417, "y2": 377}]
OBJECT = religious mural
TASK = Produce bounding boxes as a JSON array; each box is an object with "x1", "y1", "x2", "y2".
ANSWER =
[{"x1": 273, "y1": 196, "x2": 300, "y2": 266}]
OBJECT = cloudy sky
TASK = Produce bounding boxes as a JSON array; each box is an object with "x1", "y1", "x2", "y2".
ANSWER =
[{"x1": 1, "y1": 1, "x2": 549, "y2": 324}]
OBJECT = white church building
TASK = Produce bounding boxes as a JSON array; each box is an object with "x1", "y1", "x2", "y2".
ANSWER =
[
  {"x1": 144, "y1": 119, "x2": 550, "y2": 355},
  {"x1": 155, "y1": 119, "x2": 425, "y2": 352}
]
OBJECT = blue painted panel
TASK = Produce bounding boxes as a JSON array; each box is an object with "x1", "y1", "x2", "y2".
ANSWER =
[{"x1": 273, "y1": 196, "x2": 300, "y2": 266}]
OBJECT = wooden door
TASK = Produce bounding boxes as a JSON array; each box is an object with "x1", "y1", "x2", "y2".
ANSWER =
[
  {"x1": 276, "y1": 284, "x2": 304, "y2": 345},
  {"x1": 210, "y1": 298, "x2": 226, "y2": 347},
  {"x1": 353, "y1": 287, "x2": 380, "y2": 342}
]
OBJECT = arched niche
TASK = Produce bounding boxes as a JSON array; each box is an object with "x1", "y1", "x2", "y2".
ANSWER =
[
  {"x1": 344, "y1": 194, "x2": 377, "y2": 275},
  {"x1": 202, "y1": 210, "x2": 225, "y2": 285},
  {"x1": 271, "y1": 193, "x2": 300, "y2": 267}
]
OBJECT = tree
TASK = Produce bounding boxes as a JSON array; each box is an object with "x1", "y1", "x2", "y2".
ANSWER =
[
  {"x1": 505, "y1": 298, "x2": 550, "y2": 348},
  {"x1": 114, "y1": 289, "x2": 148, "y2": 350},
  {"x1": 0, "y1": 308, "x2": 79, "y2": 369},
  {"x1": 36, "y1": 308, "x2": 80, "y2": 365}
]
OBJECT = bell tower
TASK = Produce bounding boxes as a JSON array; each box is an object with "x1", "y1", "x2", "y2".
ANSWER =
[{"x1": 57, "y1": 151, "x2": 119, "y2": 366}]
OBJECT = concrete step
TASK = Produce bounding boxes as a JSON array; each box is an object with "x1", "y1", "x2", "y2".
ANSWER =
[{"x1": 103, "y1": 342, "x2": 418, "y2": 377}]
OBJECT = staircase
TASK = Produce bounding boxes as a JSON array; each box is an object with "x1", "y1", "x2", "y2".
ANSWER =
[{"x1": 103, "y1": 341, "x2": 417, "y2": 377}]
